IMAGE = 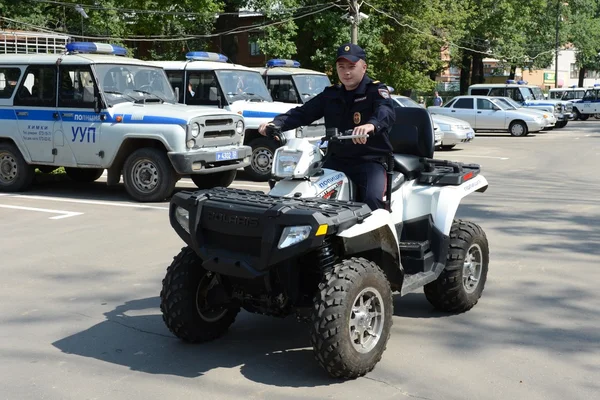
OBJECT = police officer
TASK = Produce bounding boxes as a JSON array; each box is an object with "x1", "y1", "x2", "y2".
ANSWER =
[{"x1": 258, "y1": 43, "x2": 396, "y2": 210}]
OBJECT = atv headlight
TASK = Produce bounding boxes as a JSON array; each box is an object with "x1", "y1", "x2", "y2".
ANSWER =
[
  {"x1": 273, "y1": 150, "x2": 302, "y2": 178},
  {"x1": 191, "y1": 123, "x2": 200, "y2": 138},
  {"x1": 278, "y1": 225, "x2": 312, "y2": 249},
  {"x1": 175, "y1": 206, "x2": 190, "y2": 234}
]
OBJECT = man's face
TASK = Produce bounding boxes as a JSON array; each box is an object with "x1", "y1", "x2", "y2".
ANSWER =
[{"x1": 336, "y1": 59, "x2": 367, "y2": 90}]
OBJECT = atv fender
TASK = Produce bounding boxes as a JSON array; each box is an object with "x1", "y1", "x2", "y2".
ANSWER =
[
  {"x1": 404, "y1": 176, "x2": 488, "y2": 236},
  {"x1": 337, "y1": 210, "x2": 403, "y2": 289}
]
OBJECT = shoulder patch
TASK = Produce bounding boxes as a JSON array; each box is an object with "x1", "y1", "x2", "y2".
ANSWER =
[
  {"x1": 372, "y1": 80, "x2": 380, "y2": 84},
  {"x1": 378, "y1": 88, "x2": 390, "y2": 99}
]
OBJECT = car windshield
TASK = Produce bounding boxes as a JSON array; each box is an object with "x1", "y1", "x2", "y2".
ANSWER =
[
  {"x1": 95, "y1": 64, "x2": 177, "y2": 106},
  {"x1": 496, "y1": 97, "x2": 519, "y2": 110},
  {"x1": 216, "y1": 70, "x2": 272, "y2": 102},
  {"x1": 529, "y1": 86, "x2": 545, "y2": 100},
  {"x1": 394, "y1": 97, "x2": 422, "y2": 108},
  {"x1": 292, "y1": 74, "x2": 331, "y2": 100}
]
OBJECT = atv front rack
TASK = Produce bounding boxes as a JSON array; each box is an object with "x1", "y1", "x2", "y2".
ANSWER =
[{"x1": 417, "y1": 158, "x2": 481, "y2": 186}]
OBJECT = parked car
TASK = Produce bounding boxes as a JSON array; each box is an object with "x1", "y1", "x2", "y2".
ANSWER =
[
  {"x1": 392, "y1": 95, "x2": 475, "y2": 149},
  {"x1": 428, "y1": 95, "x2": 546, "y2": 136},
  {"x1": 468, "y1": 81, "x2": 573, "y2": 128},
  {"x1": 493, "y1": 96, "x2": 556, "y2": 129}
]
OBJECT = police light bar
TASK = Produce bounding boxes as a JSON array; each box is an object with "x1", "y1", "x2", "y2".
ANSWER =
[
  {"x1": 517, "y1": 80, "x2": 528, "y2": 85},
  {"x1": 266, "y1": 59, "x2": 301, "y2": 68},
  {"x1": 506, "y1": 79, "x2": 516, "y2": 84},
  {"x1": 594, "y1": 83, "x2": 600, "y2": 87},
  {"x1": 65, "y1": 42, "x2": 127, "y2": 56},
  {"x1": 569, "y1": 84, "x2": 577, "y2": 88},
  {"x1": 186, "y1": 51, "x2": 228, "y2": 62}
]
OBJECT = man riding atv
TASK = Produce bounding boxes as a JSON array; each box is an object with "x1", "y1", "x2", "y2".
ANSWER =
[{"x1": 259, "y1": 43, "x2": 395, "y2": 211}]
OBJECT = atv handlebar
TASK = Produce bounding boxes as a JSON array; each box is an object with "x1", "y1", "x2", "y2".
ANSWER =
[{"x1": 323, "y1": 127, "x2": 370, "y2": 141}]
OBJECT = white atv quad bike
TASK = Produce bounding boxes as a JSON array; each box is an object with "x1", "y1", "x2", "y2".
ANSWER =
[{"x1": 160, "y1": 107, "x2": 490, "y2": 379}]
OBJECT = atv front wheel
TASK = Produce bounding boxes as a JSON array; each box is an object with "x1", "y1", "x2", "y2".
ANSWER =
[
  {"x1": 160, "y1": 247, "x2": 240, "y2": 342},
  {"x1": 310, "y1": 258, "x2": 393, "y2": 379},
  {"x1": 424, "y1": 220, "x2": 489, "y2": 313}
]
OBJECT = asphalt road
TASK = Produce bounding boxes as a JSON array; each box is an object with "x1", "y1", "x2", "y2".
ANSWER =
[{"x1": 1, "y1": 121, "x2": 599, "y2": 400}]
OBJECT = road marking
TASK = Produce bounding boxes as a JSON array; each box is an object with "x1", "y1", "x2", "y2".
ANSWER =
[
  {"x1": 0, "y1": 204, "x2": 82, "y2": 219},
  {"x1": 450, "y1": 155, "x2": 509, "y2": 160},
  {"x1": 8, "y1": 194, "x2": 169, "y2": 210}
]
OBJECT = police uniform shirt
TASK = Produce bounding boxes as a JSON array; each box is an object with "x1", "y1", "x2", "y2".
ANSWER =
[{"x1": 272, "y1": 74, "x2": 396, "y2": 161}]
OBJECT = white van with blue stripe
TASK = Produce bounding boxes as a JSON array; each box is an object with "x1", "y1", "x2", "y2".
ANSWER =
[
  {"x1": 0, "y1": 42, "x2": 250, "y2": 202},
  {"x1": 152, "y1": 52, "x2": 322, "y2": 181}
]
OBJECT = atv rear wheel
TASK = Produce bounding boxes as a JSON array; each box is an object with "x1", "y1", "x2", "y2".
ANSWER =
[
  {"x1": 160, "y1": 247, "x2": 240, "y2": 342},
  {"x1": 424, "y1": 220, "x2": 489, "y2": 313},
  {"x1": 309, "y1": 257, "x2": 393, "y2": 379}
]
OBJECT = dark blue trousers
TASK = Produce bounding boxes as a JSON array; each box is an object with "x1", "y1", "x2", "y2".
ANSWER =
[{"x1": 324, "y1": 157, "x2": 387, "y2": 210}]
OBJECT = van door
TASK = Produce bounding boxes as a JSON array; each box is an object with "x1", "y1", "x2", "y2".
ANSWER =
[
  {"x1": 13, "y1": 65, "x2": 57, "y2": 163},
  {"x1": 57, "y1": 65, "x2": 103, "y2": 166}
]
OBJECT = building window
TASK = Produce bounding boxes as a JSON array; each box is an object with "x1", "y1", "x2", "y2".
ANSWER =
[
  {"x1": 249, "y1": 33, "x2": 261, "y2": 56},
  {"x1": 570, "y1": 63, "x2": 579, "y2": 79}
]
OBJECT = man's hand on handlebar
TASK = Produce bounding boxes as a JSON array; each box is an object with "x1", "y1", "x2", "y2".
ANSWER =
[
  {"x1": 258, "y1": 122, "x2": 273, "y2": 136},
  {"x1": 352, "y1": 123, "x2": 375, "y2": 145}
]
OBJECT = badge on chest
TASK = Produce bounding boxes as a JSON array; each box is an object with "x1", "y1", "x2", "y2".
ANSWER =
[{"x1": 353, "y1": 112, "x2": 361, "y2": 125}]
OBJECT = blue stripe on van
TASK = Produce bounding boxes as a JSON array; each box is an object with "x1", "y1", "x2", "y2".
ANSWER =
[
  {"x1": 0, "y1": 109, "x2": 187, "y2": 125},
  {"x1": 242, "y1": 110, "x2": 281, "y2": 119}
]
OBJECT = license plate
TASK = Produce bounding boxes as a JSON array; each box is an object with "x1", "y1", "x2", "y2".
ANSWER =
[{"x1": 216, "y1": 150, "x2": 238, "y2": 161}]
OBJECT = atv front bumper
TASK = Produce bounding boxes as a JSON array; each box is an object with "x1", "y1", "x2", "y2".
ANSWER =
[{"x1": 170, "y1": 188, "x2": 371, "y2": 279}]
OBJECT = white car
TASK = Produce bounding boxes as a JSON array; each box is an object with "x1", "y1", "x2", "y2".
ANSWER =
[
  {"x1": 429, "y1": 95, "x2": 546, "y2": 136},
  {"x1": 392, "y1": 95, "x2": 475, "y2": 149},
  {"x1": 493, "y1": 96, "x2": 556, "y2": 129}
]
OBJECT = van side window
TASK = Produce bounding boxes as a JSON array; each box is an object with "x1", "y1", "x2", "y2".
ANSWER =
[
  {"x1": 583, "y1": 90, "x2": 596, "y2": 101},
  {"x1": 506, "y1": 88, "x2": 524, "y2": 102},
  {"x1": 59, "y1": 65, "x2": 97, "y2": 108},
  {"x1": 470, "y1": 88, "x2": 489, "y2": 95},
  {"x1": 14, "y1": 65, "x2": 57, "y2": 107},
  {"x1": 166, "y1": 71, "x2": 184, "y2": 103},
  {"x1": 267, "y1": 77, "x2": 298, "y2": 103},
  {"x1": 0, "y1": 67, "x2": 22, "y2": 99},
  {"x1": 186, "y1": 71, "x2": 221, "y2": 106},
  {"x1": 489, "y1": 88, "x2": 505, "y2": 97}
]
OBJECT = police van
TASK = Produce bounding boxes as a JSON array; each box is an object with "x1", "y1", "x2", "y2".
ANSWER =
[
  {"x1": 548, "y1": 86, "x2": 590, "y2": 120},
  {"x1": 152, "y1": 53, "x2": 322, "y2": 181},
  {"x1": 0, "y1": 42, "x2": 249, "y2": 201},
  {"x1": 468, "y1": 80, "x2": 574, "y2": 128},
  {"x1": 573, "y1": 84, "x2": 600, "y2": 118}
]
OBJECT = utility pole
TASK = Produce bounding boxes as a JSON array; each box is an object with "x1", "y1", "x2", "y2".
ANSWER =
[
  {"x1": 554, "y1": 0, "x2": 561, "y2": 88},
  {"x1": 349, "y1": 0, "x2": 360, "y2": 44}
]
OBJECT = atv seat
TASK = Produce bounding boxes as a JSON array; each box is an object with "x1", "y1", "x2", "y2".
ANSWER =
[{"x1": 388, "y1": 107, "x2": 435, "y2": 180}]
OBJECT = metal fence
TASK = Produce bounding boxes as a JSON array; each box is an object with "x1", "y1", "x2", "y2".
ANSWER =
[{"x1": 0, "y1": 31, "x2": 71, "y2": 54}]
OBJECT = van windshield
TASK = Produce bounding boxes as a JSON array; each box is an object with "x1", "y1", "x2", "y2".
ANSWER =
[
  {"x1": 529, "y1": 87, "x2": 545, "y2": 100},
  {"x1": 292, "y1": 74, "x2": 331, "y2": 100},
  {"x1": 216, "y1": 70, "x2": 272, "y2": 102},
  {"x1": 95, "y1": 64, "x2": 177, "y2": 106}
]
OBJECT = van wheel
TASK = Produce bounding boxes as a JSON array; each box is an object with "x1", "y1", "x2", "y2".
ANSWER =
[
  {"x1": 65, "y1": 168, "x2": 104, "y2": 183},
  {"x1": 123, "y1": 148, "x2": 176, "y2": 202},
  {"x1": 0, "y1": 143, "x2": 34, "y2": 192},
  {"x1": 244, "y1": 137, "x2": 278, "y2": 181},
  {"x1": 191, "y1": 170, "x2": 236, "y2": 189},
  {"x1": 509, "y1": 121, "x2": 528, "y2": 137}
]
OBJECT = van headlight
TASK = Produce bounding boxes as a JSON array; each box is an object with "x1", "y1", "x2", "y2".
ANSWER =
[
  {"x1": 236, "y1": 120, "x2": 244, "y2": 134},
  {"x1": 175, "y1": 206, "x2": 190, "y2": 233},
  {"x1": 273, "y1": 150, "x2": 302, "y2": 177},
  {"x1": 191, "y1": 123, "x2": 200, "y2": 138},
  {"x1": 278, "y1": 225, "x2": 311, "y2": 249}
]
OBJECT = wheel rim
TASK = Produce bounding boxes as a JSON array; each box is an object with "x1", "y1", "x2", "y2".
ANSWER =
[
  {"x1": 349, "y1": 287, "x2": 385, "y2": 353},
  {"x1": 511, "y1": 124, "x2": 525, "y2": 136},
  {"x1": 0, "y1": 151, "x2": 18, "y2": 184},
  {"x1": 130, "y1": 158, "x2": 159, "y2": 193},
  {"x1": 195, "y1": 272, "x2": 228, "y2": 322},
  {"x1": 251, "y1": 147, "x2": 273, "y2": 175},
  {"x1": 463, "y1": 243, "x2": 483, "y2": 294}
]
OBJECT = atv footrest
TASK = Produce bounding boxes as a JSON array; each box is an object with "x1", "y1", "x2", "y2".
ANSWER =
[{"x1": 399, "y1": 240, "x2": 430, "y2": 258}]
